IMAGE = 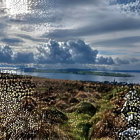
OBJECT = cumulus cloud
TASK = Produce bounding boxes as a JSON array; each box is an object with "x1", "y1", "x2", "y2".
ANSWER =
[
  {"x1": 115, "y1": 58, "x2": 130, "y2": 64},
  {"x1": 36, "y1": 40, "x2": 98, "y2": 64},
  {"x1": 0, "y1": 45, "x2": 34, "y2": 64},
  {"x1": 0, "y1": 40, "x2": 103, "y2": 65},
  {"x1": 14, "y1": 52, "x2": 35, "y2": 64},
  {"x1": 0, "y1": 39, "x2": 139, "y2": 69},
  {"x1": 96, "y1": 56, "x2": 115, "y2": 65},
  {"x1": 0, "y1": 0, "x2": 139, "y2": 67},
  {"x1": 0, "y1": 45, "x2": 13, "y2": 63},
  {"x1": 115, "y1": 57, "x2": 139, "y2": 65}
]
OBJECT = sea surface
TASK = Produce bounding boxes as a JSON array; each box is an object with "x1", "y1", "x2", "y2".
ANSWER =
[
  {"x1": 1, "y1": 67, "x2": 139, "y2": 84},
  {"x1": 21, "y1": 71, "x2": 140, "y2": 84}
]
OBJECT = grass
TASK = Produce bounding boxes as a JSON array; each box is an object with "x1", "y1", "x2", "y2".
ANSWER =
[
  {"x1": 94, "y1": 138, "x2": 114, "y2": 140},
  {"x1": 61, "y1": 87, "x2": 121, "y2": 140},
  {"x1": 61, "y1": 112, "x2": 92, "y2": 140},
  {"x1": 36, "y1": 87, "x2": 49, "y2": 92},
  {"x1": 37, "y1": 83, "x2": 130, "y2": 139}
]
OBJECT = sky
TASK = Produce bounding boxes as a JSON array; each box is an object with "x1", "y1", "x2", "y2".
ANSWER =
[{"x1": 0, "y1": 0, "x2": 140, "y2": 70}]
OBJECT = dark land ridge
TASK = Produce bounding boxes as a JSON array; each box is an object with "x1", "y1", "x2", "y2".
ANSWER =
[{"x1": 0, "y1": 73, "x2": 139, "y2": 140}]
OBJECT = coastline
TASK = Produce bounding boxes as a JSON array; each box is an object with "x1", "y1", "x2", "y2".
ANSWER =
[{"x1": 23, "y1": 68, "x2": 133, "y2": 77}]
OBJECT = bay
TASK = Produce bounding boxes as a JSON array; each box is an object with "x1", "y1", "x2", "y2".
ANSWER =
[{"x1": 21, "y1": 72, "x2": 140, "y2": 84}]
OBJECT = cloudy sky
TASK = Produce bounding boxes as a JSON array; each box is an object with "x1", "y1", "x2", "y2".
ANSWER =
[{"x1": 0, "y1": 0, "x2": 140, "y2": 70}]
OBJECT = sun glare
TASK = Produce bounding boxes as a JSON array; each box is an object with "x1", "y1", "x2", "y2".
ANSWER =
[{"x1": 4, "y1": 0, "x2": 31, "y2": 16}]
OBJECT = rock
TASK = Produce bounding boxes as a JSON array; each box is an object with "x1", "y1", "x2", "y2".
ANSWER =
[
  {"x1": 119, "y1": 90, "x2": 140, "y2": 139},
  {"x1": 42, "y1": 108, "x2": 68, "y2": 124},
  {"x1": 119, "y1": 127, "x2": 140, "y2": 140},
  {"x1": 76, "y1": 102, "x2": 97, "y2": 116}
]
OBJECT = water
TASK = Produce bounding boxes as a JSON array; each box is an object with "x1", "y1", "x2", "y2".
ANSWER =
[
  {"x1": 22, "y1": 72, "x2": 140, "y2": 84},
  {"x1": 1, "y1": 68, "x2": 139, "y2": 84}
]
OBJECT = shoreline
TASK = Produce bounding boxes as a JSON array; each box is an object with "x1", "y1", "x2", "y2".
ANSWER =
[
  {"x1": 23, "y1": 68, "x2": 133, "y2": 77},
  {"x1": 1, "y1": 72, "x2": 139, "y2": 85}
]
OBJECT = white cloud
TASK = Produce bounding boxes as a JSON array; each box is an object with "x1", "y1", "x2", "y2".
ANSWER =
[
  {"x1": 0, "y1": 39, "x2": 139, "y2": 70},
  {"x1": 36, "y1": 40, "x2": 98, "y2": 64}
]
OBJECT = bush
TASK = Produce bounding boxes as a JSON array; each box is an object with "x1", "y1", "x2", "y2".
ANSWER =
[
  {"x1": 42, "y1": 107, "x2": 68, "y2": 124},
  {"x1": 77, "y1": 122, "x2": 92, "y2": 139},
  {"x1": 76, "y1": 102, "x2": 97, "y2": 116}
]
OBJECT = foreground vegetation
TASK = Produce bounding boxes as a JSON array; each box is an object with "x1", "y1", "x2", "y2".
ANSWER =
[
  {"x1": 33, "y1": 77, "x2": 140, "y2": 139},
  {"x1": 0, "y1": 73, "x2": 139, "y2": 139}
]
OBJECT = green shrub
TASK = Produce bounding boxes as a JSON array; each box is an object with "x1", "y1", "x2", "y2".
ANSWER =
[{"x1": 76, "y1": 102, "x2": 97, "y2": 116}]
